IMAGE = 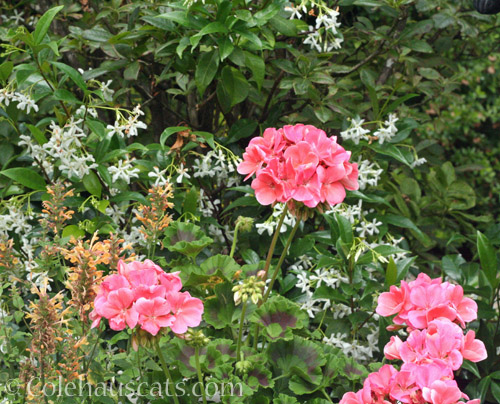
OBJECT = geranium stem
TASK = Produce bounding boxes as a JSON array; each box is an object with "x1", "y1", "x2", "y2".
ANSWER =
[
  {"x1": 261, "y1": 205, "x2": 288, "y2": 281},
  {"x1": 195, "y1": 346, "x2": 207, "y2": 404},
  {"x1": 321, "y1": 388, "x2": 334, "y2": 404},
  {"x1": 253, "y1": 206, "x2": 291, "y2": 349},
  {"x1": 262, "y1": 218, "x2": 301, "y2": 303},
  {"x1": 229, "y1": 222, "x2": 241, "y2": 259},
  {"x1": 154, "y1": 338, "x2": 180, "y2": 404},
  {"x1": 235, "y1": 300, "x2": 248, "y2": 361}
]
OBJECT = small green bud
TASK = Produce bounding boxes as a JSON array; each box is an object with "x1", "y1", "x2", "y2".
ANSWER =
[
  {"x1": 236, "y1": 216, "x2": 254, "y2": 233},
  {"x1": 232, "y1": 276, "x2": 266, "y2": 306},
  {"x1": 235, "y1": 359, "x2": 252, "y2": 374},
  {"x1": 184, "y1": 329, "x2": 210, "y2": 347}
]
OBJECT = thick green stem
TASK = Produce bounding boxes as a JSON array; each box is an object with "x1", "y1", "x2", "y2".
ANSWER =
[
  {"x1": 252, "y1": 206, "x2": 291, "y2": 349},
  {"x1": 321, "y1": 388, "x2": 334, "y2": 404},
  {"x1": 262, "y1": 218, "x2": 301, "y2": 303},
  {"x1": 261, "y1": 205, "x2": 288, "y2": 281},
  {"x1": 229, "y1": 222, "x2": 241, "y2": 259},
  {"x1": 235, "y1": 300, "x2": 248, "y2": 361},
  {"x1": 148, "y1": 234, "x2": 157, "y2": 260},
  {"x1": 195, "y1": 346, "x2": 207, "y2": 404},
  {"x1": 154, "y1": 338, "x2": 180, "y2": 404}
]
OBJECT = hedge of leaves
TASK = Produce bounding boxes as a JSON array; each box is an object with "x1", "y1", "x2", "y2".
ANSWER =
[{"x1": 0, "y1": 1, "x2": 499, "y2": 403}]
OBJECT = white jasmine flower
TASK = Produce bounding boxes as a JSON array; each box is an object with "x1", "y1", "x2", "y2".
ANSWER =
[
  {"x1": 255, "y1": 221, "x2": 274, "y2": 236},
  {"x1": 374, "y1": 114, "x2": 398, "y2": 144},
  {"x1": 341, "y1": 117, "x2": 370, "y2": 145},
  {"x1": 105, "y1": 205, "x2": 127, "y2": 225},
  {"x1": 100, "y1": 79, "x2": 114, "y2": 101},
  {"x1": 176, "y1": 163, "x2": 191, "y2": 184},
  {"x1": 295, "y1": 272, "x2": 311, "y2": 293},
  {"x1": 9, "y1": 9, "x2": 24, "y2": 24},
  {"x1": 304, "y1": 28, "x2": 322, "y2": 52},
  {"x1": 356, "y1": 218, "x2": 383, "y2": 237},
  {"x1": 148, "y1": 166, "x2": 169, "y2": 186},
  {"x1": 107, "y1": 120, "x2": 125, "y2": 138},
  {"x1": 410, "y1": 157, "x2": 427, "y2": 169},
  {"x1": 14, "y1": 93, "x2": 39, "y2": 114},
  {"x1": 357, "y1": 159, "x2": 383, "y2": 190},
  {"x1": 316, "y1": 9, "x2": 341, "y2": 33},
  {"x1": 108, "y1": 159, "x2": 140, "y2": 184},
  {"x1": 284, "y1": 3, "x2": 306, "y2": 20},
  {"x1": 300, "y1": 298, "x2": 323, "y2": 318},
  {"x1": 0, "y1": 88, "x2": 14, "y2": 105},
  {"x1": 28, "y1": 271, "x2": 53, "y2": 291},
  {"x1": 59, "y1": 154, "x2": 97, "y2": 179}
]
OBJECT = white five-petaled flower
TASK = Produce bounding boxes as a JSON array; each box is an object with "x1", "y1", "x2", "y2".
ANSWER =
[
  {"x1": 374, "y1": 113, "x2": 399, "y2": 144},
  {"x1": 108, "y1": 159, "x2": 140, "y2": 184},
  {"x1": 100, "y1": 80, "x2": 114, "y2": 101},
  {"x1": 148, "y1": 166, "x2": 169, "y2": 186},
  {"x1": 340, "y1": 117, "x2": 370, "y2": 145},
  {"x1": 356, "y1": 218, "x2": 383, "y2": 237},
  {"x1": 284, "y1": 3, "x2": 306, "y2": 20},
  {"x1": 176, "y1": 163, "x2": 191, "y2": 184},
  {"x1": 410, "y1": 157, "x2": 427, "y2": 169},
  {"x1": 315, "y1": 9, "x2": 341, "y2": 34}
]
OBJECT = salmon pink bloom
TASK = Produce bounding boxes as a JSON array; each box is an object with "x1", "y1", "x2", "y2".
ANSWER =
[
  {"x1": 377, "y1": 274, "x2": 479, "y2": 331},
  {"x1": 91, "y1": 259, "x2": 203, "y2": 337},
  {"x1": 283, "y1": 142, "x2": 319, "y2": 174},
  {"x1": 237, "y1": 144, "x2": 267, "y2": 180},
  {"x1": 339, "y1": 391, "x2": 364, "y2": 404},
  {"x1": 238, "y1": 123, "x2": 358, "y2": 211},
  {"x1": 317, "y1": 165, "x2": 347, "y2": 205},
  {"x1": 376, "y1": 283, "x2": 409, "y2": 317},
  {"x1": 367, "y1": 364, "x2": 398, "y2": 396},
  {"x1": 283, "y1": 124, "x2": 305, "y2": 143},
  {"x1": 291, "y1": 169, "x2": 321, "y2": 206},
  {"x1": 389, "y1": 371, "x2": 418, "y2": 403},
  {"x1": 341, "y1": 161, "x2": 360, "y2": 191},
  {"x1": 411, "y1": 362, "x2": 453, "y2": 389},
  {"x1": 462, "y1": 330, "x2": 487, "y2": 362},
  {"x1": 159, "y1": 271, "x2": 182, "y2": 293},
  {"x1": 422, "y1": 380, "x2": 463, "y2": 404},
  {"x1": 384, "y1": 336, "x2": 403, "y2": 360},
  {"x1": 118, "y1": 259, "x2": 164, "y2": 280},
  {"x1": 168, "y1": 291, "x2": 204, "y2": 334},
  {"x1": 99, "y1": 288, "x2": 138, "y2": 331},
  {"x1": 135, "y1": 297, "x2": 174, "y2": 336},
  {"x1": 252, "y1": 171, "x2": 285, "y2": 205},
  {"x1": 343, "y1": 275, "x2": 486, "y2": 404}
]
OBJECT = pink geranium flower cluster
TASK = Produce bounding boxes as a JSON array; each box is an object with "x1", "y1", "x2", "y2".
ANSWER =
[
  {"x1": 340, "y1": 363, "x2": 480, "y2": 404},
  {"x1": 90, "y1": 259, "x2": 203, "y2": 336},
  {"x1": 376, "y1": 273, "x2": 478, "y2": 330},
  {"x1": 237, "y1": 124, "x2": 359, "y2": 208},
  {"x1": 340, "y1": 274, "x2": 487, "y2": 404}
]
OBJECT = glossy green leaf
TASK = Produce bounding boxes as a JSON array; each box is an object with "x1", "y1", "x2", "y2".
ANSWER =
[
  {"x1": 82, "y1": 171, "x2": 102, "y2": 198},
  {"x1": 216, "y1": 66, "x2": 249, "y2": 112},
  {"x1": 195, "y1": 50, "x2": 220, "y2": 96},
  {"x1": 477, "y1": 231, "x2": 498, "y2": 288},
  {"x1": 62, "y1": 225, "x2": 85, "y2": 239},
  {"x1": 51, "y1": 61, "x2": 87, "y2": 92},
  {"x1": 244, "y1": 51, "x2": 265, "y2": 89},
  {"x1": 124, "y1": 61, "x2": 140, "y2": 81},
  {"x1": 0, "y1": 61, "x2": 13, "y2": 82},
  {"x1": 0, "y1": 167, "x2": 46, "y2": 190},
  {"x1": 33, "y1": 6, "x2": 64, "y2": 45}
]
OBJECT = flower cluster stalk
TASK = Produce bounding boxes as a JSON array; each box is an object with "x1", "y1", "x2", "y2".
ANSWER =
[
  {"x1": 195, "y1": 346, "x2": 207, "y2": 404},
  {"x1": 154, "y1": 338, "x2": 180, "y2": 404}
]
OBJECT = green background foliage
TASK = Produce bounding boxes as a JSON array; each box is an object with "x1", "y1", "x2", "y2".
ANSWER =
[{"x1": 0, "y1": 0, "x2": 499, "y2": 403}]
